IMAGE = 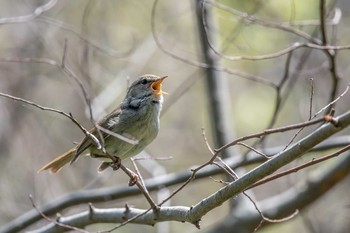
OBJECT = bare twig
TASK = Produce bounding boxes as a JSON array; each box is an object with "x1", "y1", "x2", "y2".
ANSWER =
[
  {"x1": 237, "y1": 142, "x2": 270, "y2": 159},
  {"x1": 248, "y1": 50, "x2": 294, "y2": 152},
  {"x1": 215, "y1": 157, "x2": 299, "y2": 225},
  {"x1": 0, "y1": 92, "x2": 102, "y2": 149},
  {"x1": 249, "y1": 143, "x2": 350, "y2": 189},
  {"x1": 280, "y1": 79, "x2": 316, "y2": 151},
  {"x1": 0, "y1": 44, "x2": 94, "y2": 126},
  {"x1": 212, "y1": 161, "x2": 237, "y2": 181},
  {"x1": 59, "y1": 40, "x2": 94, "y2": 122},
  {"x1": 0, "y1": 56, "x2": 57, "y2": 65},
  {"x1": 151, "y1": 0, "x2": 276, "y2": 87},
  {"x1": 37, "y1": 16, "x2": 134, "y2": 57},
  {"x1": 119, "y1": 164, "x2": 158, "y2": 211},
  {"x1": 96, "y1": 125, "x2": 139, "y2": 145},
  {"x1": 130, "y1": 158, "x2": 148, "y2": 195},
  {"x1": 202, "y1": 0, "x2": 320, "y2": 62},
  {"x1": 309, "y1": 78, "x2": 315, "y2": 120},
  {"x1": 159, "y1": 116, "x2": 326, "y2": 207},
  {"x1": 201, "y1": 128, "x2": 215, "y2": 155},
  {"x1": 216, "y1": 117, "x2": 325, "y2": 153},
  {"x1": 29, "y1": 195, "x2": 87, "y2": 233},
  {"x1": 313, "y1": 84, "x2": 350, "y2": 117},
  {"x1": 281, "y1": 83, "x2": 349, "y2": 151},
  {"x1": 243, "y1": 192, "x2": 299, "y2": 223},
  {"x1": 0, "y1": 0, "x2": 57, "y2": 24}
]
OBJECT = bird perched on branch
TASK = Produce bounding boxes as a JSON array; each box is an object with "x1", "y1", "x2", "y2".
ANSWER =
[{"x1": 38, "y1": 74, "x2": 167, "y2": 173}]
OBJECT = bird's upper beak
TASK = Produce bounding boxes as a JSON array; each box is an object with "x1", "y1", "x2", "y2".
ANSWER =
[{"x1": 151, "y1": 76, "x2": 168, "y2": 96}]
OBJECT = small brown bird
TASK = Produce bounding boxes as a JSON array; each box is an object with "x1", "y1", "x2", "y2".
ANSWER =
[{"x1": 38, "y1": 74, "x2": 167, "y2": 173}]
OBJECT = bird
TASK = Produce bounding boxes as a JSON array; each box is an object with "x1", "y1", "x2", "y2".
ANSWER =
[{"x1": 38, "y1": 74, "x2": 167, "y2": 173}]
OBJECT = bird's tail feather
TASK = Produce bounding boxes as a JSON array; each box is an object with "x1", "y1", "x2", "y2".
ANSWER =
[{"x1": 37, "y1": 148, "x2": 75, "y2": 173}]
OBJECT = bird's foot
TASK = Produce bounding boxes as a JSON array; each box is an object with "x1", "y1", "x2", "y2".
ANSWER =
[{"x1": 111, "y1": 156, "x2": 121, "y2": 171}]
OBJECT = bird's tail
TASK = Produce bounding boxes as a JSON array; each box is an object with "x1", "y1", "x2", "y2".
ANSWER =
[{"x1": 37, "y1": 148, "x2": 76, "y2": 173}]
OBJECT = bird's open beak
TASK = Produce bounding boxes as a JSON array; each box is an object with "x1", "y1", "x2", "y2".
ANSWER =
[{"x1": 151, "y1": 76, "x2": 168, "y2": 96}]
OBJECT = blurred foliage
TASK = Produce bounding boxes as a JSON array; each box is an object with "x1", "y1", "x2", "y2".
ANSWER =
[{"x1": 0, "y1": 0, "x2": 350, "y2": 232}]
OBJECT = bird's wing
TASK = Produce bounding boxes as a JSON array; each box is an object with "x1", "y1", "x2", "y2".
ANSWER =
[{"x1": 72, "y1": 107, "x2": 122, "y2": 163}]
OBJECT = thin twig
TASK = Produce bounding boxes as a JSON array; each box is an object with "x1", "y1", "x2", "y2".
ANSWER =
[
  {"x1": 133, "y1": 155, "x2": 173, "y2": 161},
  {"x1": 0, "y1": 92, "x2": 102, "y2": 149},
  {"x1": 237, "y1": 142, "x2": 270, "y2": 159},
  {"x1": 253, "y1": 219, "x2": 265, "y2": 233},
  {"x1": 158, "y1": 116, "x2": 326, "y2": 206},
  {"x1": 119, "y1": 164, "x2": 158, "y2": 211},
  {"x1": 96, "y1": 125, "x2": 139, "y2": 145},
  {"x1": 201, "y1": 128, "x2": 215, "y2": 155},
  {"x1": 313, "y1": 84, "x2": 350, "y2": 117},
  {"x1": 249, "y1": 143, "x2": 350, "y2": 189},
  {"x1": 243, "y1": 192, "x2": 299, "y2": 223},
  {"x1": 216, "y1": 117, "x2": 325, "y2": 153},
  {"x1": 309, "y1": 78, "x2": 315, "y2": 120},
  {"x1": 29, "y1": 195, "x2": 88, "y2": 233},
  {"x1": 202, "y1": 0, "x2": 320, "y2": 62},
  {"x1": 247, "y1": 50, "x2": 294, "y2": 153},
  {"x1": 59, "y1": 42, "x2": 93, "y2": 123},
  {"x1": 281, "y1": 79, "x2": 316, "y2": 151},
  {"x1": 151, "y1": 0, "x2": 276, "y2": 87},
  {"x1": 215, "y1": 158, "x2": 299, "y2": 224},
  {"x1": 212, "y1": 162, "x2": 236, "y2": 181},
  {"x1": 282, "y1": 84, "x2": 349, "y2": 151},
  {"x1": 37, "y1": 16, "x2": 134, "y2": 57},
  {"x1": 0, "y1": 0, "x2": 57, "y2": 24},
  {"x1": 130, "y1": 158, "x2": 148, "y2": 194}
]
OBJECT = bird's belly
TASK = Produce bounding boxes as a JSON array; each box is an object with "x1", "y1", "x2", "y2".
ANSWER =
[{"x1": 99, "y1": 120, "x2": 158, "y2": 161}]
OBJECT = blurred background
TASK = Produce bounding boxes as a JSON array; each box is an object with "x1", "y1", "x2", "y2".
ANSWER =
[{"x1": 0, "y1": 0, "x2": 350, "y2": 232}]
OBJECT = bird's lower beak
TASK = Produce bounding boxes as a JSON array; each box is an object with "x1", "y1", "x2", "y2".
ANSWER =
[{"x1": 151, "y1": 76, "x2": 168, "y2": 96}]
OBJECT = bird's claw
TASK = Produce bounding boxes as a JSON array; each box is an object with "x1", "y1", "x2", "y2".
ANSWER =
[{"x1": 111, "y1": 156, "x2": 121, "y2": 170}]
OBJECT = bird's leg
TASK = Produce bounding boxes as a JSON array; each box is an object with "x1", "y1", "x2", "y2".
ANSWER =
[
  {"x1": 91, "y1": 153, "x2": 109, "y2": 159},
  {"x1": 93, "y1": 154, "x2": 122, "y2": 172}
]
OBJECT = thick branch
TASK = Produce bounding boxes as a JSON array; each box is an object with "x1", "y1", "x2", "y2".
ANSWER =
[
  {"x1": 205, "y1": 151, "x2": 350, "y2": 233},
  {"x1": 185, "y1": 110, "x2": 350, "y2": 222},
  {"x1": 33, "y1": 206, "x2": 191, "y2": 233}
]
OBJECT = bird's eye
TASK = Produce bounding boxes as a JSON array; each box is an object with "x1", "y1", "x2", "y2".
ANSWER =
[{"x1": 141, "y1": 79, "x2": 147, "y2": 85}]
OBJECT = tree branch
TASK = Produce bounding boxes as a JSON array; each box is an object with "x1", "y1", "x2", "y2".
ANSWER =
[
  {"x1": 186, "y1": 110, "x2": 350, "y2": 222},
  {"x1": 2, "y1": 133, "x2": 350, "y2": 233},
  {"x1": 31, "y1": 138, "x2": 350, "y2": 232},
  {"x1": 204, "y1": 150, "x2": 350, "y2": 233}
]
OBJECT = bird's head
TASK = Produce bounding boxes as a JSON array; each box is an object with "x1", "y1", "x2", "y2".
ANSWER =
[{"x1": 127, "y1": 75, "x2": 167, "y2": 101}]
